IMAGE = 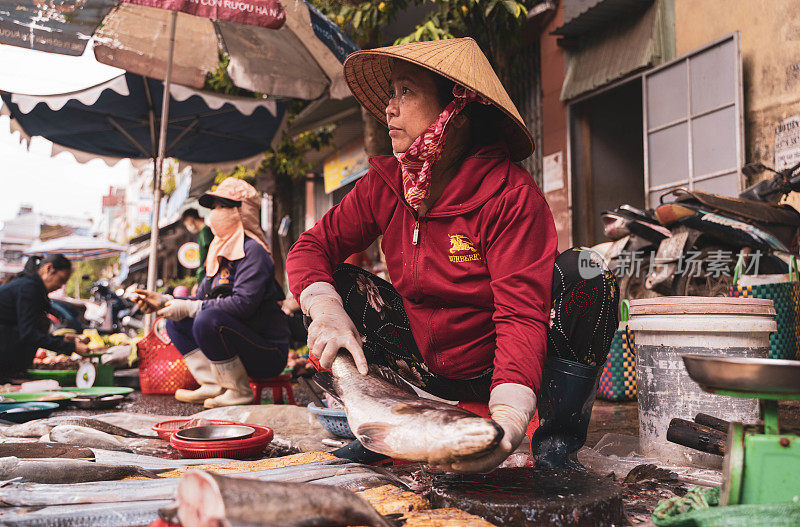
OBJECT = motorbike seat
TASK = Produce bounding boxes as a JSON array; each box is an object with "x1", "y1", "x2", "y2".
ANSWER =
[
  {"x1": 671, "y1": 189, "x2": 800, "y2": 227},
  {"x1": 618, "y1": 204, "x2": 656, "y2": 222}
]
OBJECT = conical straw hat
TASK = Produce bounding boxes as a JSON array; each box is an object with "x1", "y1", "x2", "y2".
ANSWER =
[{"x1": 343, "y1": 37, "x2": 534, "y2": 161}]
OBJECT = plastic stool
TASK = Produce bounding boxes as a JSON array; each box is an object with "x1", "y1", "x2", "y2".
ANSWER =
[{"x1": 249, "y1": 372, "x2": 295, "y2": 405}]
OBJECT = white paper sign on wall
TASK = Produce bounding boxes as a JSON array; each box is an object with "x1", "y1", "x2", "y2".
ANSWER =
[
  {"x1": 543, "y1": 151, "x2": 564, "y2": 193},
  {"x1": 775, "y1": 115, "x2": 800, "y2": 171}
]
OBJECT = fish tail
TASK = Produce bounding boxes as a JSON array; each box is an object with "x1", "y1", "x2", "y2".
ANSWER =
[
  {"x1": 136, "y1": 467, "x2": 165, "y2": 479},
  {"x1": 312, "y1": 372, "x2": 343, "y2": 406},
  {"x1": 381, "y1": 513, "x2": 407, "y2": 526}
]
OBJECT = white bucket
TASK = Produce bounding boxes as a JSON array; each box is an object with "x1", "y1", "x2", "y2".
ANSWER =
[{"x1": 628, "y1": 297, "x2": 776, "y2": 468}]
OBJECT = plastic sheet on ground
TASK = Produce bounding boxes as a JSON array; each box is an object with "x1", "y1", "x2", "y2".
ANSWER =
[
  {"x1": 123, "y1": 451, "x2": 337, "y2": 479},
  {"x1": 193, "y1": 405, "x2": 338, "y2": 453},
  {"x1": 579, "y1": 433, "x2": 722, "y2": 487}
]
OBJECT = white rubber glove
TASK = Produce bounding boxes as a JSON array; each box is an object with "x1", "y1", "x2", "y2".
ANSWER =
[
  {"x1": 300, "y1": 281, "x2": 367, "y2": 374},
  {"x1": 436, "y1": 383, "x2": 536, "y2": 473},
  {"x1": 157, "y1": 299, "x2": 203, "y2": 321}
]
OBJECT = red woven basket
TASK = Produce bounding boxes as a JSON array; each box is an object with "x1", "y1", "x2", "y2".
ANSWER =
[{"x1": 138, "y1": 317, "x2": 198, "y2": 395}]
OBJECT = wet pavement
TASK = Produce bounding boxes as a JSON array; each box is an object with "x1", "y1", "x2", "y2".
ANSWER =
[
  {"x1": 60, "y1": 377, "x2": 319, "y2": 418},
  {"x1": 61, "y1": 391, "x2": 203, "y2": 418},
  {"x1": 587, "y1": 399, "x2": 639, "y2": 448}
]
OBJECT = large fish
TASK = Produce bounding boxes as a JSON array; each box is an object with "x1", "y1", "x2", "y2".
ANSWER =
[
  {"x1": 175, "y1": 470, "x2": 394, "y2": 527},
  {"x1": 0, "y1": 456, "x2": 165, "y2": 484},
  {"x1": 314, "y1": 355, "x2": 504, "y2": 464},
  {"x1": 2, "y1": 417, "x2": 143, "y2": 438}
]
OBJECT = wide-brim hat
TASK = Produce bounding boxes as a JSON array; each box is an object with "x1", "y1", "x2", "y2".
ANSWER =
[
  {"x1": 343, "y1": 37, "x2": 534, "y2": 161},
  {"x1": 199, "y1": 177, "x2": 259, "y2": 209}
]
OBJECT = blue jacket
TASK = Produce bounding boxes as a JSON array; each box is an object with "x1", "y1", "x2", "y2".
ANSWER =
[{"x1": 194, "y1": 236, "x2": 289, "y2": 342}]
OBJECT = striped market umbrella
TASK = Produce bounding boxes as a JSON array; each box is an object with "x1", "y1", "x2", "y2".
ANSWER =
[{"x1": 0, "y1": 1, "x2": 356, "y2": 100}]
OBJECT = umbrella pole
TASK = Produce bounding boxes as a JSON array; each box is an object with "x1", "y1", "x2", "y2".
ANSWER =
[{"x1": 145, "y1": 9, "x2": 178, "y2": 327}]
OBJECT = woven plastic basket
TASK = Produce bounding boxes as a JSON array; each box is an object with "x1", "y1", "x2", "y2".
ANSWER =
[
  {"x1": 137, "y1": 317, "x2": 198, "y2": 395},
  {"x1": 307, "y1": 402, "x2": 355, "y2": 438},
  {"x1": 729, "y1": 257, "x2": 800, "y2": 361},
  {"x1": 598, "y1": 300, "x2": 636, "y2": 401}
]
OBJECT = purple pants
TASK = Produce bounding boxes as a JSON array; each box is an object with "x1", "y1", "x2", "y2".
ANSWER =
[{"x1": 165, "y1": 308, "x2": 288, "y2": 379}]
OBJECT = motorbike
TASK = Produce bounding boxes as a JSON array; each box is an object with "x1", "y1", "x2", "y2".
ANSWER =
[
  {"x1": 643, "y1": 160, "x2": 800, "y2": 297},
  {"x1": 50, "y1": 279, "x2": 144, "y2": 337},
  {"x1": 594, "y1": 204, "x2": 672, "y2": 300}
]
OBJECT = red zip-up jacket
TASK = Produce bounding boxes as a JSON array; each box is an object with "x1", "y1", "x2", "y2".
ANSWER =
[{"x1": 287, "y1": 143, "x2": 558, "y2": 395}]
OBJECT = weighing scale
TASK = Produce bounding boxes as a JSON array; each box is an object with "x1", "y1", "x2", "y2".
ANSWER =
[
  {"x1": 682, "y1": 355, "x2": 800, "y2": 506},
  {"x1": 76, "y1": 353, "x2": 114, "y2": 388}
]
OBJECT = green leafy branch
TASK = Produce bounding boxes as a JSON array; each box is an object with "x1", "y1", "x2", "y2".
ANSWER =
[{"x1": 393, "y1": 0, "x2": 535, "y2": 82}]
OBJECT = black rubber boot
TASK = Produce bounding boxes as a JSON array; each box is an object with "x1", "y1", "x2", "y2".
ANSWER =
[
  {"x1": 530, "y1": 357, "x2": 603, "y2": 470},
  {"x1": 332, "y1": 439, "x2": 390, "y2": 464}
]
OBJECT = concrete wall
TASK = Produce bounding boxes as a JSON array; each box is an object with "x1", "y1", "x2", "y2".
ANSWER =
[
  {"x1": 540, "y1": 6, "x2": 572, "y2": 251},
  {"x1": 675, "y1": 0, "x2": 800, "y2": 177}
]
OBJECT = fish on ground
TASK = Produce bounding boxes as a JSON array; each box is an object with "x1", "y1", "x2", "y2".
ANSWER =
[
  {"x1": 0, "y1": 499, "x2": 173, "y2": 527},
  {"x1": 91, "y1": 412, "x2": 176, "y2": 438},
  {"x1": 0, "y1": 459, "x2": 400, "y2": 507},
  {"x1": 0, "y1": 457, "x2": 164, "y2": 484},
  {"x1": 0, "y1": 442, "x2": 94, "y2": 460},
  {"x1": 176, "y1": 470, "x2": 394, "y2": 527},
  {"x1": 314, "y1": 355, "x2": 504, "y2": 464},
  {"x1": 47, "y1": 425, "x2": 174, "y2": 457},
  {"x1": 48, "y1": 425, "x2": 131, "y2": 452},
  {"x1": 2, "y1": 417, "x2": 142, "y2": 439}
]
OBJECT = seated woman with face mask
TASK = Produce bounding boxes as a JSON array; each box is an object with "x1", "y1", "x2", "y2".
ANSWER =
[{"x1": 135, "y1": 178, "x2": 290, "y2": 408}]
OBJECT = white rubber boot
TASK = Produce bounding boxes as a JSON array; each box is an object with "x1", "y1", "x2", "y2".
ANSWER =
[
  {"x1": 175, "y1": 349, "x2": 224, "y2": 404},
  {"x1": 204, "y1": 356, "x2": 254, "y2": 408}
]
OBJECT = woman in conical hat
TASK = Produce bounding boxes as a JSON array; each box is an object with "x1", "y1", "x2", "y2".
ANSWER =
[{"x1": 287, "y1": 38, "x2": 618, "y2": 472}]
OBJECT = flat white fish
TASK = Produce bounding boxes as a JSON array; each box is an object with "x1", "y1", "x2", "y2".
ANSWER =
[
  {"x1": 3, "y1": 417, "x2": 142, "y2": 439},
  {"x1": 314, "y1": 355, "x2": 504, "y2": 464},
  {"x1": 48, "y1": 425, "x2": 131, "y2": 452},
  {"x1": 47, "y1": 425, "x2": 174, "y2": 457}
]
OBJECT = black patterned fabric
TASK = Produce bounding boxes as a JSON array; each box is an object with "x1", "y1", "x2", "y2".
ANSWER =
[{"x1": 547, "y1": 247, "x2": 619, "y2": 368}]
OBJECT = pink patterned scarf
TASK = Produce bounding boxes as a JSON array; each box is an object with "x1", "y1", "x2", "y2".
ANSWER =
[{"x1": 396, "y1": 85, "x2": 490, "y2": 211}]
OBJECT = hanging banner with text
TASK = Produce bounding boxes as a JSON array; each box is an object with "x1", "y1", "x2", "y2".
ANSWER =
[{"x1": 123, "y1": 0, "x2": 285, "y2": 28}]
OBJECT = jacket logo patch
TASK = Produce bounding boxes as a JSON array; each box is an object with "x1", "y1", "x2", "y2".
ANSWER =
[{"x1": 448, "y1": 234, "x2": 481, "y2": 263}]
